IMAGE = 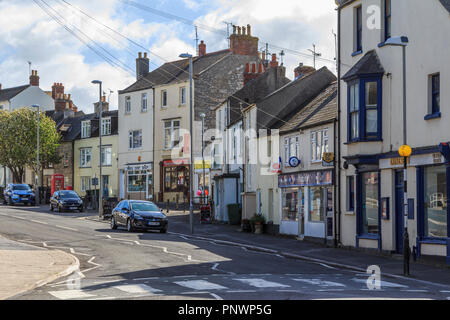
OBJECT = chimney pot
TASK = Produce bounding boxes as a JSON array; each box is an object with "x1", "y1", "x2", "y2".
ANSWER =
[
  {"x1": 199, "y1": 40, "x2": 206, "y2": 57},
  {"x1": 29, "y1": 70, "x2": 40, "y2": 86},
  {"x1": 247, "y1": 24, "x2": 251, "y2": 36},
  {"x1": 144, "y1": 52, "x2": 147, "y2": 58},
  {"x1": 138, "y1": 52, "x2": 142, "y2": 58}
]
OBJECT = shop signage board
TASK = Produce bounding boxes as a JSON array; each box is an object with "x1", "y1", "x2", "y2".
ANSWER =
[
  {"x1": 194, "y1": 160, "x2": 211, "y2": 169},
  {"x1": 163, "y1": 159, "x2": 190, "y2": 167},
  {"x1": 278, "y1": 170, "x2": 333, "y2": 188}
]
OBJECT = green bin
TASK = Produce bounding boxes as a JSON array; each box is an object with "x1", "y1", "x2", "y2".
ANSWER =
[{"x1": 227, "y1": 204, "x2": 241, "y2": 225}]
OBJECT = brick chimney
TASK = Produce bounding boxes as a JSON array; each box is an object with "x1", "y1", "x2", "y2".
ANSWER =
[
  {"x1": 52, "y1": 82, "x2": 64, "y2": 99},
  {"x1": 230, "y1": 24, "x2": 259, "y2": 56},
  {"x1": 269, "y1": 54, "x2": 278, "y2": 68},
  {"x1": 94, "y1": 95, "x2": 109, "y2": 114},
  {"x1": 199, "y1": 40, "x2": 206, "y2": 57},
  {"x1": 294, "y1": 63, "x2": 315, "y2": 79},
  {"x1": 29, "y1": 70, "x2": 40, "y2": 86},
  {"x1": 243, "y1": 62, "x2": 265, "y2": 85},
  {"x1": 136, "y1": 52, "x2": 150, "y2": 81}
]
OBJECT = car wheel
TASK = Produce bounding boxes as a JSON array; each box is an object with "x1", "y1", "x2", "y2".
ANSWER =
[
  {"x1": 8, "y1": 198, "x2": 13, "y2": 206},
  {"x1": 111, "y1": 216, "x2": 117, "y2": 230},
  {"x1": 79, "y1": 207, "x2": 84, "y2": 213},
  {"x1": 50, "y1": 204, "x2": 53, "y2": 211},
  {"x1": 3, "y1": 198, "x2": 7, "y2": 205},
  {"x1": 160, "y1": 227, "x2": 167, "y2": 234},
  {"x1": 127, "y1": 219, "x2": 134, "y2": 232},
  {"x1": 58, "y1": 205, "x2": 63, "y2": 213}
]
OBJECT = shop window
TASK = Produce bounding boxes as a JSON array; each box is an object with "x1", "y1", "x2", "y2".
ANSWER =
[
  {"x1": 423, "y1": 166, "x2": 447, "y2": 238},
  {"x1": 309, "y1": 187, "x2": 325, "y2": 222},
  {"x1": 282, "y1": 188, "x2": 299, "y2": 222},
  {"x1": 127, "y1": 172, "x2": 146, "y2": 192},
  {"x1": 360, "y1": 172, "x2": 379, "y2": 235},
  {"x1": 164, "y1": 166, "x2": 188, "y2": 192}
]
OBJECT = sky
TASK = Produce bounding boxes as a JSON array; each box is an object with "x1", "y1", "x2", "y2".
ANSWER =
[{"x1": 0, "y1": 0, "x2": 338, "y2": 113}]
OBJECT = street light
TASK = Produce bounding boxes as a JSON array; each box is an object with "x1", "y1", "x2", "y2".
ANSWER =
[
  {"x1": 200, "y1": 112, "x2": 206, "y2": 204},
  {"x1": 385, "y1": 35, "x2": 410, "y2": 276},
  {"x1": 179, "y1": 52, "x2": 194, "y2": 234},
  {"x1": 91, "y1": 80, "x2": 103, "y2": 219},
  {"x1": 32, "y1": 104, "x2": 40, "y2": 206}
]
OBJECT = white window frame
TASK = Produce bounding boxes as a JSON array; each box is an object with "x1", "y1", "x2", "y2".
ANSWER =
[
  {"x1": 128, "y1": 130, "x2": 142, "y2": 149},
  {"x1": 141, "y1": 93, "x2": 148, "y2": 112},
  {"x1": 101, "y1": 117, "x2": 111, "y2": 136},
  {"x1": 81, "y1": 120, "x2": 91, "y2": 138},
  {"x1": 125, "y1": 96, "x2": 131, "y2": 114},
  {"x1": 81, "y1": 176, "x2": 91, "y2": 192},
  {"x1": 80, "y1": 148, "x2": 92, "y2": 168},
  {"x1": 101, "y1": 146, "x2": 112, "y2": 166},
  {"x1": 164, "y1": 119, "x2": 181, "y2": 149},
  {"x1": 311, "y1": 129, "x2": 329, "y2": 162}
]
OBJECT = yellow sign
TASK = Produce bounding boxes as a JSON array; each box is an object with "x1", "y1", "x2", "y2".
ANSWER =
[
  {"x1": 398, "y1": 145, "x2": 412, "y2": 157},
  {"x1": 322, "y1": 152, "x2": 334, "y2": 163},
  {"x1": 390, "y1": 157, "x2": 410, "y2": 166},
  {"x1": 194, "y1": 160, "x2": 211, "y2": 169}
]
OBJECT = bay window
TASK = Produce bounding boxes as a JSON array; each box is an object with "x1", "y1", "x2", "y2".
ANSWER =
[
  {"x1": 423, "y1": 166, "x2": 447, "y2": 238},
  {"x1": 347, "y1": 77, "x2": 382, "y2": 142}
]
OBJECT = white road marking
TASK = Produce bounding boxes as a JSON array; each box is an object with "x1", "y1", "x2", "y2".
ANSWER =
[
  {"x1": 209, "y1": 292, "x2": 223, "y2": 300},
  {"x1": 114, "y1": 284, "x2": 162, "y2": 294},
  {"x1": 351, "y1": 278, "x2": 408, "y2": 288},
  {"x1": 56, "y1": 225, "x2": 78, "y2": 231},
  {"x1": 133, "y1": 277, "x2": 159, "y2": 281},
  {"x1": 226, "y1": 290, "x2": 257, "y2": 293},
  {"x1": 317, "y1": 263, "x2": 337, "y2": 270},
  {"x1": 293, "y1": 278, "x2": 346, "y2": 287},
  {"x1": 175, "y1": 280, "x2": 228, "y2": 291},
  {"x1": 234, "y1": 278, "x2": 290, "y2": 288},
  {"x1": 49, "y1": 290, "x2": 95, "y2": 300},
  {"x1": 30, "y1": 219, "x2": 48, "y2": 225},
  {"x1": 401, "y1": 289, "x2": 429, "y2": 293}
]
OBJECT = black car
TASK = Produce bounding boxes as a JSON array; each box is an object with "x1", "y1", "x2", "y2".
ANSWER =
[
  {"x1": 111, "y1": 200, "x2": 168, "y2": 233},
  {"x1": 3, "y1": 184, "x2": 35, "y2": 206},
  {"x1": 50, "y1": 190, "x2": 84, "y2": 212}
]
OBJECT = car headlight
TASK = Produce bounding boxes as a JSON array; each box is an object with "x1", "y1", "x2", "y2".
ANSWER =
[
  {"x1": 12, "y1": 194, "x2": 20, "y2": 198},
  {"x1": 78, "y1": 199, "x2": 83, "y2": 204}
]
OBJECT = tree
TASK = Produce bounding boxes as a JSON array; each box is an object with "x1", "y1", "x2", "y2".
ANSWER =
[{"x1": 0, "y1": 108, "x2": 61, "y2": 183}]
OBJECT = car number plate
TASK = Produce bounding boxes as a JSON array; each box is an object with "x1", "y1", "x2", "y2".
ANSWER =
[
  {"x1": 70, "y1": 207, "x2": 78, "y2": 210},
  {"x1": 148, "y1": 222, "x2": 160, "y2": 226}
]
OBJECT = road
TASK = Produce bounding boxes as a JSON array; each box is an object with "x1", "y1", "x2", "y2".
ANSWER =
[{"x1": 1, "y1": 204, "x2": 450, "y2": 300}]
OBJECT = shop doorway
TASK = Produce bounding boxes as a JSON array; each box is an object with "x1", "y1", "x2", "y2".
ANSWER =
[{"x1": 395, "y1": 170, "x2": 404, "y2": 254}]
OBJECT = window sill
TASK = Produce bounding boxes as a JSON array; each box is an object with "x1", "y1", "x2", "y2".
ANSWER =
[
  {"x1": 141, "y1": 109, "x2": 148, "y2": 113},
  {"x1": 124, "y1": 112, "x2": 131, "y2": 115},
  {"x1": 418, "y1": 237, "x2": 446, "y2": 245},
  {"x1": 345, "y1": 138, "x2": 383, "y2": 145},
  {"x1": 357, "y1": 233, "x2": 380, "y2": 240},
  {"x1": 351, "y1": 50, "x2": 363, "y2": 57},
  {"x1": 424, "y1": 112, "x2": 441, "y2": 120},
  {"x1": 179, "y1": 104, "x2": 186, "y2": 107}
]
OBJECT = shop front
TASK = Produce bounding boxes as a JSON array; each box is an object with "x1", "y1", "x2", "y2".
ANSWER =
[
  {"x1": 279, "y1": 170, "x2": 334, "y2": 241},
  {"x1": 160, "y1": 158, "x2": 190, "y2": 203},
  {"x1": 121, "y1": 162, "x2": 153, "y2": 200}
]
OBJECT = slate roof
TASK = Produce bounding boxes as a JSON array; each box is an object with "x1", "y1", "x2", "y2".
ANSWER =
[
  {"x1": 0, "y1": 85, "x2": 30, "y2": 102},
  {"x1": 254, "y1": 67, "x2": 337, "y2": 130},
  {"x1": 119, "y1": 49, "x2": 231, "y2": 94},
  {"x1": 280, "y1": 82, "x2": 337, "y2": 134},
  {"x1": 342, "y1": 50, "x2": 385, "y2": 81},
  {"x1": 439, "y1": 0, "x2": 450, "y2": 13},
  {"x1": 226, "y1": 66, "x2": 291, "y2": 126}
]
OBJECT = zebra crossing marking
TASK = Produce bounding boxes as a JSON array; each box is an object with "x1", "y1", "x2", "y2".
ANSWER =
[
  {"x1": 174, "y1": 280, "x2": 228, "y2": 290},
  {"x1": 49, "y1": 290, "x2": 95, "y2": 300},
  {"x1": 114, "y1": 284, "x2": 162, "y2": 294},
  {"x1": 234, "y1": 278, "x2": 290, "y2": 288},
  {"x1": 293, "y1": 278, "x2": 346, "y2": 287}
]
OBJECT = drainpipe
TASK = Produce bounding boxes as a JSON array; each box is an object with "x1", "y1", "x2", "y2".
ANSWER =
[{"x1": 336, "y1": 5, "x2": 342, "y2": 247}]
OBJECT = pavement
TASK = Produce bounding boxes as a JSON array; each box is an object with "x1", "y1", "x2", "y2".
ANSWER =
[
  {"x1": 0, "y1": 234, "x2": 79, "y2": 300},
  {"x1": 86, "y1": 210, "x2": 450, "y2": 287}
]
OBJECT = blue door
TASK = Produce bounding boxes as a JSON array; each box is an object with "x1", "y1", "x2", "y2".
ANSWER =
[{"x1": 395, "y1": 170, "x2": 404, "y2": 253}]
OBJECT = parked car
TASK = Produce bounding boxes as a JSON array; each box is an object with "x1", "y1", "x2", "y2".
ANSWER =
[
  {"x1": 111, "y1": 200, "x2": 168, "y2": 233},
  {"x1": 3, "y1": 184, "x2": 35, "y2": 206},
  {"x1": 50, "y1": 190, "x2": 84, "y2": 213}
]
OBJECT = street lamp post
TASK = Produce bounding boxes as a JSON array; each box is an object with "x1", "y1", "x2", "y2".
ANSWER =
[
  {"x1": 200, "y1": 112, "x2": 206, "y2": 204},
  {"x1": 385, "y1": 36, "x2": 410, "y2": 276},
  {"x1": 179, "y1": 53, "x2": 194, "y2": 234},
  {"x1": 32, "y1": 104, "x2": 40, "y2": 206},
  {"x1": 92, "y1": 80, "x2": 103, "y2": 219}
]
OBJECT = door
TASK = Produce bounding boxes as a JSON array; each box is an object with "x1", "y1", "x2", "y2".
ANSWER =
[{"x1": 395, "y1": 170, "x2": 404, "y2": 254}]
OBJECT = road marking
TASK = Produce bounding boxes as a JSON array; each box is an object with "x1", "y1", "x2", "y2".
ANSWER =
[
  {"x1": 401, "y1": 289, "x2": 429, "y2": 293},
  {"x1": 114, "y1": 284, "x2": 162, "y2": 294},
  {"x1": 49, "y1": 290, "x2": 95, "y2": 300},
  {"x1": 133, "y1": 277, "x2": 159, "y2": 281},
  {"x1": 293, "y1": 278, "x2": 346, "y2": 287},
  {"x1": 56, "y1": 225, "x2": 78, "y2": 231},
  {"x1": 30, "y1": 220, "x2": 48, "y2": 225},
  {"x1": 234, "y1": 278, "x2": 290, "y2": 288},
  {"x1": 226, "y1": 290, "x2": 257, "y2": 293},
  {"x1": 351, "y1": 278, "x2": 408, "y2": 288},
  {"x1": 175, "y1": 280, "x2": 228, "y2": 291},
  {"x1": 209, "y1": 292, "x2": 223, "y2": 300}
]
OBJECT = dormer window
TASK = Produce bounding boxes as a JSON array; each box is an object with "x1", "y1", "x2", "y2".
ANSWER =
[
  {"x1": 101, "y1": 118, "x2": 111, "y2": 136},
  {"x1": 81, "y1": 120, "x2": 91, "y2": 138}
]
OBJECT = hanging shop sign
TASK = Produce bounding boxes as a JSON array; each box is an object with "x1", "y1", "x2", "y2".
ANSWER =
[
  {"x1": 288, "y1": 156, "x2": 300, "y2": 168},
  {"x1": 278, "y1": 170, "x2": 333, "y2": 188},
  {"x1": 270, "y1": 157, "x2": 282, "y2": 173},
  {"x1": 322, "y1": 152, "x2": 334, "y2": 167}
]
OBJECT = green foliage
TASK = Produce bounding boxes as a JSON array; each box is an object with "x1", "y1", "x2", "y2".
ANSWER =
[
  {"x1": 0, "y1": 108, "x2": 61, "y2": 182},
  {"x1": 250, "y1": 213, "x2": 266, "y2": 224}
]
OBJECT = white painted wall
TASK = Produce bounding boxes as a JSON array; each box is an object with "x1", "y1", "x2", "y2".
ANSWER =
[{"x1": 9, "y1": 86, "x2": 54, "y2": 111}]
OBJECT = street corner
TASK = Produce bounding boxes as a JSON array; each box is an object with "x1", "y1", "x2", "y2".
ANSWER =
[{"x1": 0, "y1": 235, "x2": 80, "y2": 300}]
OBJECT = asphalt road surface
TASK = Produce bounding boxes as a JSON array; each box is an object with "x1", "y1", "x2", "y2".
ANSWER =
[{"x1": 1, "y1": 204, "x2": 450, "y2": 300}]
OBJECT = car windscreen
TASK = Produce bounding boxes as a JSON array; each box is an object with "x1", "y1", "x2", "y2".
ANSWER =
[
  {"x1": 59, "y1": 191, "x2": 79, "y2": 199},
  {"x1": 12, "y1": 185, "x2": 31, "y2": 191},
  {"x1": 131, "y1": 202, "x2": 159, "y2": 212}
]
